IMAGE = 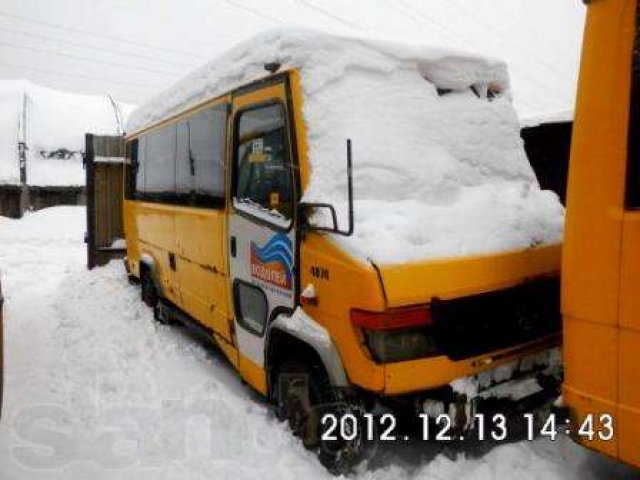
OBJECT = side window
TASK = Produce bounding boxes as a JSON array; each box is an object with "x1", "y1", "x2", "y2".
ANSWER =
[
  {"x1": 126, "y1": 102, "x2": 228, "y2": 207},
  {"x1": 234, "y1": 103, "x2": 293, "y2": 225},
  {"x1": 145, "y1": 124, "x2": 176, "y2": 201},
  {"x1": 136, "y1": 137, "x2": 146, "y2": 198},
  {"x1": 175, "y1": 121, "x2": 191, "y2": 203},
  {"x1": 626, "y1": 1, "x2": 640, "y2": 208},
  {"x1": 125, "y1": 138, "x2": 139, "y2": 199},
  {"x1": 233, "y1": 281, "x2": 268, "y2": 336},
  {"x1": 189, "y1": 105, "x2": 227, "y2": 207}
]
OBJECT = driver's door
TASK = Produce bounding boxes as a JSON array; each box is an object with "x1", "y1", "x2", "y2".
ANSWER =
[{"x1": 228, "y1": 79, "x2": 297, "y2": 394}]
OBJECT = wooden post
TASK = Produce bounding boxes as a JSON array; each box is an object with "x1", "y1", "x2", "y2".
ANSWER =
[{"x1": 85, "y1": 133, "x2": 96, "y2": 270}]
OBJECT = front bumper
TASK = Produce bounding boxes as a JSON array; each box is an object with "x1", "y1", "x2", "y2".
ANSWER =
[
  {"x1": 438, "y1": 347, "x2": 562, "y2": 430},
  {"x1": 382, "y1": 334, "x2": 560, "y2": 395},
  {"x1": 378, "y1": 347, "x2": 562, "y2": 431}
]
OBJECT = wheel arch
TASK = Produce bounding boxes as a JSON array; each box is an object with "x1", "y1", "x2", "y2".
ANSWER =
[
  {"x1": 139, "y1": 252, "x2": 165, "y2": 298},
  {"x1": 266, "y1": 311, "x2": 349, "y2": 400}
]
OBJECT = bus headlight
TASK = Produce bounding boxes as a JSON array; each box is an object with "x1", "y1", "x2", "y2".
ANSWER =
[{"x1": 351, "y1": 307, "x2": 441, "y2": 363}]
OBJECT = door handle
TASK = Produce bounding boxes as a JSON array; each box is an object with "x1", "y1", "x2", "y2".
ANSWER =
[
  {"x1": 169, "y1": 252, "x2": 176, "y2": 271},
  {"x1": 230, "y1": 236, "x2": 237, "y2": 258}
]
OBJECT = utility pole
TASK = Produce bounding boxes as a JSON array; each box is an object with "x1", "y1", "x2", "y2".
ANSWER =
[
  {"x1": 18, "y1": 92, "x2": 29, "y2": 216},
  {"x1": 107, "y1": 94, "x2": 123, "y2": 137}
]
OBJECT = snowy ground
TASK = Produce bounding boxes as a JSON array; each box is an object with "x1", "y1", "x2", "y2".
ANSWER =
[{"x1": 0, "y1": 206, "x2": 637, "y2": 480}]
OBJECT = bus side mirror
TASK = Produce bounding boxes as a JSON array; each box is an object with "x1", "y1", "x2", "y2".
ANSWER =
[
  {"x1": 298, "y1": 202, "x2": 340, "y2": 232},
  {"x1": 298, "y1": 139, "x2": 354, "y2": 237}
]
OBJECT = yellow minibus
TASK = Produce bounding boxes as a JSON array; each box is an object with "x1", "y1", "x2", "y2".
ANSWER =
[
  {"x1": 562, "y1": 0, "x2": 640, "y2": 469},
  {"x1": 123, "y1": 30, "x2": 564, "y2": 471}
]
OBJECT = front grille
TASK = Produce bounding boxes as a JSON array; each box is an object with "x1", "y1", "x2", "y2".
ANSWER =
[{"x1": 430, "y1": 276, "x2": 561, "y2": 361}]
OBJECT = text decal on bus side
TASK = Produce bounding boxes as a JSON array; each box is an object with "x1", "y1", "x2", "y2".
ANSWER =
[{"x1": 250, "y1": 233, "x2": 293, "y2": 290}]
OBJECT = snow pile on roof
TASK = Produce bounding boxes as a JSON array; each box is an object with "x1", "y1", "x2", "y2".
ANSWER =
[
  {"x1": 127, "y1": 29, "x2": 510, "y2": 133},
  {"x1": 0, "y1": 80, "x2": 135, "y2": 186},
  {"x1": 128, "y1": 29, "x2": 563, "y2": 264}
]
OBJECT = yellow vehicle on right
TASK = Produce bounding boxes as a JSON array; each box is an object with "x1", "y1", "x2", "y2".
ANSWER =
[{"x1": 562, "y1": 0, "x2": 640, "y2": 469}]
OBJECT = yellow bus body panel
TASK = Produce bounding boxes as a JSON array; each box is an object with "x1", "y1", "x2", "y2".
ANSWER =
[
  {"x1": 377, "y1": 244, "x2": 561, "y2": 308},
  {"x1": 563, "y1": 0, "x2": 640, "y2": 468},
  {"x1": 300, "y1": 233, "x2": 561, "y2": 395}
]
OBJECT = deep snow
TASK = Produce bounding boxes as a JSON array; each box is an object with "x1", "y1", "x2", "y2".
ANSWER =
[
  {"x1": 127, "y1": 29, "x2": 564, "y2": 265},
  {"x1": 0, "y1": 206, "x2": 636, "y2": 479}
]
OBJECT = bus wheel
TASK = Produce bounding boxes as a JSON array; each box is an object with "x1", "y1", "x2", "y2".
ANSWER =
[
  {"x1": 140, "y1": 272, "x2": 171, "y2": 324},
  {"x1": 140, "y1": 271, "x2": 158, "y2": 309},
  {"x1": 276, "y1": 359, "x2": 365, "y2": 474}
]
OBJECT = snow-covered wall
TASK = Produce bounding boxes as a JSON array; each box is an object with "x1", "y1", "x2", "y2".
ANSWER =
[
  {"x1": 0, "y1": 87, "x2": 21, "y2": 184},
  {"x1": 0, "y1": 80, "x2": 135, "y2": 187}
]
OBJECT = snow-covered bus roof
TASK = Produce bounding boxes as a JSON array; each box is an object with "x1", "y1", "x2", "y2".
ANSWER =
[
  {"x1": 127, "y1": 28, "x2": 563, "y2": 265},
  {"x1": 126, "y1": 28, "x2": 510, "y2": 134}
]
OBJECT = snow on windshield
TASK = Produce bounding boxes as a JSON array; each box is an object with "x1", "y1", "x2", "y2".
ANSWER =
[
  {"x1": 127, "y1": 28, "x2": 564, "y2": 265},
  {"x1": 303, "y1": 63, "x2": 564, "y2": 264}
]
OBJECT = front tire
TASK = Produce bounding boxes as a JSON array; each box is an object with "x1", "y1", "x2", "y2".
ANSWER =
[{"x1": 276, "y1": 359, "x2": 366, "y2": 475}]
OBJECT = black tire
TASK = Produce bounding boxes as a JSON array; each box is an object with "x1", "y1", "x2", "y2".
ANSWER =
[
  {"x1": 276, "y1": 359, "x2": 366, "y2": 475},
  {"x1": 140, "y1": 269, "x2": 174, "y2": 325},
  {"x1": 140, "y1": 270, "x2": 157, "y2": 309},
  {"x1": 153, "y1": 300, "x2": 172, "y2": 325}
]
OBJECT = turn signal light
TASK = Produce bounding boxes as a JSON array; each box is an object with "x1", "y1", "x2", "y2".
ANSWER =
[{"x1": 350, "y1": 306, "x2": 432, "y2": 331}]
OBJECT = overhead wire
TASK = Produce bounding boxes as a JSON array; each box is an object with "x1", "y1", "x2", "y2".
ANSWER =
[
  {"x1": 0, "y1": 40, "x2": 182, "y2": 77},
  {"x1": 218, "y1": 0, "x2": 285, "y2": 24},
  {"x1": 0, "y1": 2, "x2": 573, "y2": 115},
  {"x1": 0, "y1": 25, "x2": 198, "y2": 69},
  {"x1": 447, "y1": 0, "x2": 575, "y2": 82},
  {"x1": 392, "y1": 0, "x2": 569, "y2": 106},
  {"x1": 0, "y1": 60, "x2": 164, "y2": 89},
  {"x1": 295, "y1": 0, "x2": 363, "y2": 31},
  {"x1": 0, "y1": 11, "x2": 206, "y2": 60}
]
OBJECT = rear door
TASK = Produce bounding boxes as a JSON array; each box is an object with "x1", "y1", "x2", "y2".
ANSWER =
[{"x1": 227, "y1": 77, "x2": 298, "y2": 393}]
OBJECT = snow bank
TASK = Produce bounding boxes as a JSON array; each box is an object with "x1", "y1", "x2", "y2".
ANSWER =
[
  {"x1": 127, "y1": 28, "x2": 564, "y2": 265},
  {"x1": 0, "y1": 206, "x2": 633, "y2": 480},
  {"x1": 0, "y1": 80, "x2": 135, "y2": 187},
  {"x1": 0, "y1": 205, "x2": 85, "y2": 243},
  {"x1": 0, "y1": 207, "x2": 327, "y2": 479},
  {"x1": 0, "y1": 88, "x2": 21, "y2": 184}
]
